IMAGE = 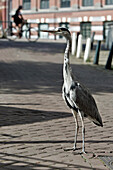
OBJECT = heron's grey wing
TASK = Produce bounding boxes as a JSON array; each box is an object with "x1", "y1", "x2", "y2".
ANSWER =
[{"x1": 71, "y1": 83, "x2": 103, "y2": 126}]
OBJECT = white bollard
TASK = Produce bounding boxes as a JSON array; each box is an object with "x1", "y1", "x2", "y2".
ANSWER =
[
  {"x1": 84, "y1": 37, "x2": 91, "y2": 62},
  {"x1": 71, "y1": 32, "x2": 76, "y2": 56},
  {"x1": 76, "y1": 34, "x2": 82, "y2": 58}
]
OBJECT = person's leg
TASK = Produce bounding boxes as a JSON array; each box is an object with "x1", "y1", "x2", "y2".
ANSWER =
[{"x1": 18, "y1": 23, "x2": 22, "y2": 38}]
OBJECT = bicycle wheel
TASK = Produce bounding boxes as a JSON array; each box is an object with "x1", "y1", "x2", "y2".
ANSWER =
[
  {"x1": 5, "y1": 27, "x2": 18, "y2": 41},
  {"x1": 26, "y1": 27, "x2": 39, "y2": 42},
  {"x1": 0, "y1": 26, "x2": 3, "y2": 38}
]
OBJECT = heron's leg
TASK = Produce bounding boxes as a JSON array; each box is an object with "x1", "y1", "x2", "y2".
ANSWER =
[
  {"x1": 78, "y1": 110, "x2": 85, "y2": 153},
  {"x1": 71, "y1": 109, "x2": 79, "y2": 150}
]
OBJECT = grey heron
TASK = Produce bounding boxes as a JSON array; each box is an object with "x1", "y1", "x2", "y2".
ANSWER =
[{"x1": 42, "y1": 27, "x2": 103, "y2": 153}]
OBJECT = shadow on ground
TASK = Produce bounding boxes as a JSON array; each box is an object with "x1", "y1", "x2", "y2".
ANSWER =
[
  {"x1": 0, "y1": 60, "x2": 112, "y2": 95},
  {"x1": 0, "y1": 40, "x2": 66, "y2": 54},
  {"x1": 0, "y1": 152, "x2": 96, "y2": 170},
  {"x1": 0, "y1": 106, "x2": 72, "y2": 126},
  {"x1": 0, "y1": 40, "x2": 112, "y2": 95}
]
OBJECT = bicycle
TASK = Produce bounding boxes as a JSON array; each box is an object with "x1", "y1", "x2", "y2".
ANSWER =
[
  {"x1": 5, "y1": 20, "x2": 39, "y2": 42},
  {"x1": 0, "y1": 24, "x2": 4, "y2": 38}
]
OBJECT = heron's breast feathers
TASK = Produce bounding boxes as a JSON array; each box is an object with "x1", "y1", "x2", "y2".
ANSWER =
[{"x1": 62, "y1": 82, "x2": 79, "y2": 112}]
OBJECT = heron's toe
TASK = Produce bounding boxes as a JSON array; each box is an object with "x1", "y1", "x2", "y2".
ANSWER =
[
  {"x1": 73, "y1": 146, "x2": 78, "y2": 151},
  {"x1": 80, "y1": 150, "x2": 87, "y2": 154}
]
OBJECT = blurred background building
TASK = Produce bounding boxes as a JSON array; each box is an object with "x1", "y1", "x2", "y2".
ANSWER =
[{"x1": 0, "y1": 0, "x2": 113, "y2": 40}]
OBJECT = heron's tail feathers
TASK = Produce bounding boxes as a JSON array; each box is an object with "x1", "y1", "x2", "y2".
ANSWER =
[
  {"x1": 93, "y1": 120, "x2": 103, "y2": 127},
  {"x1": 88, "y1": 113, "x2": 103, "y2": 127},
  {"x1": 93, "y1": 114, "x2": 103, "y2": 127}
]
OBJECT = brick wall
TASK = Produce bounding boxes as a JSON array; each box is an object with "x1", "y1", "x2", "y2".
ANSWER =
[
  {"x1": 0, "y1": 10, "x2": 2, "y2": 20},
  {"x1": 1, "y1": 0, "x2": 6, "y2": 28},
  {"x1": 12, "y1": 0, "x2": 19, "y2": 10},
  {"x1": 0, "y1": 0, "x2": 2, "y2": 20},
  {"x1": 7, "y1": 0, "x2": 113, "y2": 40}
]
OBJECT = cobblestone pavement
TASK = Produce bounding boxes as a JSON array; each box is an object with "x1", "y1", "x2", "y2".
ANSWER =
[{"x1": 0, "y1": 39, "x2": 113, "y2": 170}]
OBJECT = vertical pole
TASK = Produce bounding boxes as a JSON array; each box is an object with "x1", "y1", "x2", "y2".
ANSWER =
[
  {"x1": 18, "y1": 0, "x2": 20, "y2": 6},
  {"x1": 72, "y1": 32, "x2": 76, "y2": 56},
  {"x1": 101, "y1": 0, "x2": 103, "y2": 7},
  {"x1": 36, "y1": 0, "x2": 38, "y2": 11},
  {"x1": 105, "y1": 42, "x2": 113, "y2": 70},
  {"x1": 84, "y1": 38, "x2": 91, "y2": 62},
  {"x1": 93, "y1": 40, "x2": 101, "y2": 65},
  {"x1": 54, "y1": 0, "x2": 56, "y2": 40},
  {"x1": 76, "y1": 34, "x2": 82, "y2": 58},
  {"x1": 91, "y1": 32, "x2": 95, "y2": 50},
  {"x1": 78, "y1": 0, "x2": 80, "y2": 8},
  {"x1": 7, "y1": 0, "x2": 12, "y2": 29},
  {"x1": 2, "y1": 0, "x2": 7, "y2": 29}
]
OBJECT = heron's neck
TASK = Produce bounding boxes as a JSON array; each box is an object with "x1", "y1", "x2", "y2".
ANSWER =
[
  {"x1": 64, "y1": 37, "x2": 71, "y2": 58},
  {"x1": 63, "y1": 38, "x2": 72, "y2": 83}
]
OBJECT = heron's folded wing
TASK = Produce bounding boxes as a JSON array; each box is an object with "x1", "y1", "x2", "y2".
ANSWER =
[{"x1": 71, "y1": 84, "x2": 103, "y2": 126}]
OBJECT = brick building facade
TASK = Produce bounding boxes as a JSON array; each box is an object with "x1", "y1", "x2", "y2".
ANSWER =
[
  {"x1": 2, "y1": 0, "x2": 113, "y2": 40},
  {"x1": 0, "y1": 0, "x2": 2, "y2": 20},
  {"x1": 0, "y1": 0, "x2": 6, "y2": 28}
]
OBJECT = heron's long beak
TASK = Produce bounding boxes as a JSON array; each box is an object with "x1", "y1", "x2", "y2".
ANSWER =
[{"x1": 41, "y1": 30, "x2": 57, "y2": 34}]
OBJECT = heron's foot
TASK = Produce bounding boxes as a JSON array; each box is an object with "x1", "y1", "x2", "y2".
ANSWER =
[
  {"x1": 73, "y1": 147, "x2": 77, "y2": 151},
  {"x1": 80, "y1": 150, "x2": 87, "y2": 154},
  {"x1": 63, "y1": 146, "x2": 78, "y2": 151},
  {"x1": 73, "y1": 144, "x2": 78, "y2": 151}
]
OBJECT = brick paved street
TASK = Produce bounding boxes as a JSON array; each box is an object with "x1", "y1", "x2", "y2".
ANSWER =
[{"x1": 0, "y1": 39, "x2": 113, "y2": 170}]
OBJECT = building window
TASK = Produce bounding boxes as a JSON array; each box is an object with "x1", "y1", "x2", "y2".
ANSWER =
[
  {"x1": 59, "y1": 22, "x2": 69, "y2": 38},
  {"x1": 80, "y1": 22, "x2": 91, "y2": 39},
  {"x1": 60, "y1": 0, "x2": 70, "y2": 8},
  {"x1": 40, "y1": 0, "x2": 49, "y2": 9},
  {"x1": 23, "y1": 0, "x2": 31, "y2": 10},
  {"x1": 103, "y1": 21, "x2": 113, "y2": 39},
  {"x1": 82, "y1": 0, "x2": 93, "y2": 6},
  {"x1": 39, "y1": 23, "x2": 49, "y2": 39},
  {"x1": 106, "y1": 0, "x2": 113, "y2": 5}
]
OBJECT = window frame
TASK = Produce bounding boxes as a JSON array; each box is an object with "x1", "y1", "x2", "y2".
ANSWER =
[
  {"x1": 60, "y1": 0, "x2": 70, "y2": 8},
  {"x1": 82, "y1": 0, "x2": 93, "y2": 7},
  {"x1": 105, "y1": 0, "x2": 113, "y2": 5},
  {"x1": 103, "y1": 21, "x2": 113, "y2": 40},
  {"x1": 23, "y1": 0, "x2": 31, "y2": 10},
  {"x1": 40, "y1": 0, "x2": 49, "y2": 9},
  {"x1": 38, "y1": 23, "x2": 49, "y2": 39},
  {"x1": 80, "y1": 22, "x2": 91, "y2": 39}
]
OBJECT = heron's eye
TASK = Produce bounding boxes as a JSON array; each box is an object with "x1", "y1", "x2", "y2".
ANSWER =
[
  {"x1": 65, "y1": 58, "x2": 69, "y2": 63},
  {"x1": 58, "y1": 29, "x2": 61, "y2": 32}
]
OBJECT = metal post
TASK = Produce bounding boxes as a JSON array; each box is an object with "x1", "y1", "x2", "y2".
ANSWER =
[
  {"x1": 78, "y1": 0, "x2": 80, "y2": 8},
  {"x1": 72, "y1": 32, "x2": 76, "y2": 56},
  {"x1": 84, "y1": 37, "x2": 91, "y2": 62},
  {"x1": 100, "y1": 0, "x2": 103, "y2": 7},
  {"x1": 36, "y1": 0, "x2": 38, "y2": 11},
  {"x1": 18, "y1": 0, "x2": 20, "y2": 6},
  {"x1": 54, "y1": 0, "x2": 57, "y2": 40},
  {"x1": 105, "y1": 42, "x2": 113, "y2": 70},
  {"x1": 76, "y1": 34, "x2": 82, "y2": 58},
  {"x1": 91, "y1": 32, "x2": 95, "y2": 50},
  {"x1": 93, "y1": 40, "x2": 101, "y2": 65}
]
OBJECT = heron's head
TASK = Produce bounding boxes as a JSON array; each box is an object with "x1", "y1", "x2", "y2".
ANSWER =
[
  {"x1": 41, "y1": 27, "x2": 71, "y2": 38},
  {"x1": 41, "y1": 27, "x2": 72, "y2": 52}
]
